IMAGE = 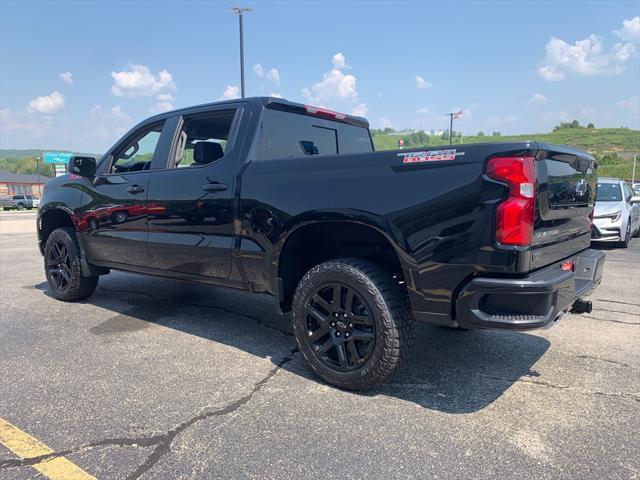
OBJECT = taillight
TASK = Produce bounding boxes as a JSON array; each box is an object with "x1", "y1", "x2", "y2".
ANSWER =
[{"x1": 487, "y1": 156, "x2": 536, "y2": 246}]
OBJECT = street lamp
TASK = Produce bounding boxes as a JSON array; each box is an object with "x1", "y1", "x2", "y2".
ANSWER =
[
  {"x1": 446, "y1": 110, "x2": 463, "y2": 145},
  {"x1": 231, "y1": 7, "x2": 253, "y2": 99}
]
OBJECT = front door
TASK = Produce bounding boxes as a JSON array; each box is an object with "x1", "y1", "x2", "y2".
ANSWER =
[
  {"x1": 79, "y1": 119, "x2": 172, "y2": 266},
  {"x1": 145, "y1": 107, "x2": 244, "y2": 278}
]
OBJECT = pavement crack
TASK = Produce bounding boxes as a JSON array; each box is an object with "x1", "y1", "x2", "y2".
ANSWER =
[
  {"x1": 0, "y1": 349, "x2": 299, "y2": 477},
  {"x1": 97, "y1": 286, "x2": 293, "y2": 337},
  {"x1": 582, "y1": 314, "x2": 639, "y2": 325},
  {"x1": 481, "y1": 374, "x2": 640, "y2": 403},
  {"x1": 598, "y1": 299, "x2": 640, "y2": 307},
  {"x1": 573, "y1": 354, "x2": 637, "y2": 370}
]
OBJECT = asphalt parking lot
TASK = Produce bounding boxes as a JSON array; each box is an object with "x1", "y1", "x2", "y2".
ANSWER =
[{"x1": 0, "y1": 211, "x2": 638, "y2": 479}]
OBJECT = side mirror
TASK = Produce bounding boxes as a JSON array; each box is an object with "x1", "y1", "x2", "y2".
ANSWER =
[
  {"x1": 630, "y1": 196, "x2": 640, "y2": 205},
  {"x1": 69, "y1": 156, "x2": 97, "y2": 177}
]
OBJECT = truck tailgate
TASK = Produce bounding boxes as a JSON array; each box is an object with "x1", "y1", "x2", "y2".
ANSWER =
[{"x1": 530, "y1": 143, "x2": 596, "y2": 270}]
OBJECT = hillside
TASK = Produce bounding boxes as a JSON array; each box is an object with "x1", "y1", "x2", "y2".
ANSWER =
[
  {"x1": 372, "y1": 127, "x2": 640, "y2": 180},
  {"x1": 1, "y1": 126, "x2": 638, "y2": 180}
]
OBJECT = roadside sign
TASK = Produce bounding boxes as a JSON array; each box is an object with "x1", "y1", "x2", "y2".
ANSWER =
[
  {"x1": 53, "y1": 164, "x2": 67, "y2": 177},
  {"x1": 44, "y1": 151, "x2": 73, "y2": 164}
]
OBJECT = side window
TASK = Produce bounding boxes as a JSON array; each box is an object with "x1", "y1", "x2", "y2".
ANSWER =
[
  {"x1": 257, "y1": 109, "x2": 338, "y2": 160},
  {"x1": 171, "y1": 110, "x2": 236, "y2": 168},
  {"x1": 110, "y1": 122, "x2": 165, "y2": 173}
]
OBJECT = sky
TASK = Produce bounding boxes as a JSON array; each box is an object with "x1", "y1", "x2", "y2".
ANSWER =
[{"x1": 0, "y1": 0, "x2": 639, "y2": 152}]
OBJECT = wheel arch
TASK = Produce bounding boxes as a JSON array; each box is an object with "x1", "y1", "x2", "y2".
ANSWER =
[
  {"x1": 38, "y1": 206, "x2": 77, "y2": 248},
  {"x1": 275, "y1": 217, "x2": 412, "y2": 312}
]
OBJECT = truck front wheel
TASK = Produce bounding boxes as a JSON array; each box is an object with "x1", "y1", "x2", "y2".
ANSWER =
[
  {"x1": 292, "y1": 258, "x2": 412, "y2": 390},
  {"x1": 44, "y1": 227, "x2": 99, "y2": 301}
]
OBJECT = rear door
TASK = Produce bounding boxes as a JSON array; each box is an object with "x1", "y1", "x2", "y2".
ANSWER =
[
  {"x1": 530, "y1": 144, "x2": 597, "y2": 269},
  {"x1": 79, "y1": 118, "x2": 175, "y2": 266}
]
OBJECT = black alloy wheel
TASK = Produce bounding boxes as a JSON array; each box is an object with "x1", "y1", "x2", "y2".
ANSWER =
[
  {"x1": 305, "y1": 283, "x2": 376, "y2": 371},
  {"x1": 46, "y1": 239, "x2": 72, "y2": 291}
]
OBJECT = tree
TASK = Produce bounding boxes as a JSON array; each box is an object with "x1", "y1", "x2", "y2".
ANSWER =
[
  {"x1": 492, "y1": 131, "x2": 501, "y2": 136},
  {"x1": 477, "y1": 131, "x2": 485, "y2": 137},
  {"x1": 383, "y1": 127, "x2": 395, "y2": 134},
  {"x1": 570, "y1": 119, "x2": 580, "y2": 128},
  {"x1": 587, "y1": 122, "x2": 595, "y2": 128}
]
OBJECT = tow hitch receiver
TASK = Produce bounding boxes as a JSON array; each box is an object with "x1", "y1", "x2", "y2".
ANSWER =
[{"x1": 571, "y1": 298, "x2": 592, "y2": 314}]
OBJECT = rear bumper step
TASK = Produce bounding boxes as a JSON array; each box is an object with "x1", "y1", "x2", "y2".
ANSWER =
[{"x1": 455, "y1": 248, "x2": 605, "y2": 330}]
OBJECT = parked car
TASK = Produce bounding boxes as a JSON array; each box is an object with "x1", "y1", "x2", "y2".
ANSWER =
[
  {"x1": 37, "y1": 97, "x2": 605, "y2": 390},
  {"x1": 1, "y1": 194, "x2": 40, "y2": 210},
  {"x1": 591, "y1": 178, "x2": 640, "y2": 248},
  {"x1": 632, "y1": 183, "x2": 640, "y2": 196}
]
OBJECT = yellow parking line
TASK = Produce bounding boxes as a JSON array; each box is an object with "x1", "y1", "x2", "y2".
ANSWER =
[{"x1": 0, "y1": 417, "x2": 95, "y2": 480}]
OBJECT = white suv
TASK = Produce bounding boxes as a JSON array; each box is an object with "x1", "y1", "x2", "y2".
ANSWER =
[{"x1": 592, "y1": 178, "x2": 640, "y2": 248}]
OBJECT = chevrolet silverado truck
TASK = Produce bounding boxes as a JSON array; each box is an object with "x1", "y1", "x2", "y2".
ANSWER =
[{"x1": 37, "y1": 97, "x2": 605, "y2": 389}]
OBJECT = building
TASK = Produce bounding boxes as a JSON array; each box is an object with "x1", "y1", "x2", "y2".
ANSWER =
[{"x1": 0, "y1": 170, "x2": 51, "y2": 198}]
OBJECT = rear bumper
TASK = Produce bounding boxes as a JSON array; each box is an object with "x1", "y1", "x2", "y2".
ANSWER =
[{"x1": 455, "y1": 249, "x2": 605, "y2": 330}]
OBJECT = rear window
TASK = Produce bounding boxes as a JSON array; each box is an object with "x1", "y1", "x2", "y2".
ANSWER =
[
  {"x1": 257, "y1": 109, "x2": 372, "y2": 160},
  {"x1": 596, "y1": 183, "x2": 622, "y2": 202}
]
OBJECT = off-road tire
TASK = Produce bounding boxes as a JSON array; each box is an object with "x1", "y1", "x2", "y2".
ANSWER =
[
  {"x1": 292, "y1": 258, "x2": 413, "y2": 390},
  {"x1": 44, "y1": 227, "x2": 98, "y2": 301}
]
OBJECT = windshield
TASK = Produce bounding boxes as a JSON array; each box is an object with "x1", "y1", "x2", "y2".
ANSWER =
[{"x1": 596, "y1": 183, "x2": 622, "y2": 202}]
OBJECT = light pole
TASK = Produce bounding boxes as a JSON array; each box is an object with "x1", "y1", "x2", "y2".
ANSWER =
[
  {"x1": 231, "y1": 7, "x2": 252, "y2": 99},
  {"x1": 446, "y1": 111, "x2": 462, "y2": 146},
  {"x1": 35, "y1": 154, "x2": 41, "y2": 197}
]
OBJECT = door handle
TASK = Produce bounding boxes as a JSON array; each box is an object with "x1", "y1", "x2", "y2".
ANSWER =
[
  {"x1": 126, "y1": 185, "x2": 145, "y2": 194},
  {"x1": 203, "y1": 182, "x2": 228, "y2": 192}
]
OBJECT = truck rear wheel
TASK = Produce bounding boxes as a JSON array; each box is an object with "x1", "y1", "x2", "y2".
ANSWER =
[
  {"x1": 44, "y1": 227, "x2": 98, "y2": 301},
  {"x1": 292, "y1": 258, "x2": 412, "y2": 390}
]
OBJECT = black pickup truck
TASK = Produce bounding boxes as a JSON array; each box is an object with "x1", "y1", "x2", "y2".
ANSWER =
[{"x1": 38, "y1": 97, "x2": 605, "y2": 389}]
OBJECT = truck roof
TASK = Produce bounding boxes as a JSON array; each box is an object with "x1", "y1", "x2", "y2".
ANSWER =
[{"x1": 147, "y1": 96, "x2": 369, "y2": 128}]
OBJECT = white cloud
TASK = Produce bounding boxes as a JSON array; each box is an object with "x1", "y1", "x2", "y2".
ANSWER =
[
  {"x1": 617, "y1": 96, "x2": 640, "y2": 120},
  {"x1": 615, "y1": 16, "x2": 640, "y2": 41},
  {"x1": 332, "y1": 53, "x2": 346, "y2": 69},
  {"x1": 302, "y1": 53, "x2": 358, "y2": 106},
  {"x1": 88, "y1": 104, "x2": 132, "y2": 140},
  {"x1": 617, "y1": 95, "x2": 639, "y2": 109},
  {"x1": 415, "y1": 75, "x2": 432, "y2": 89},
  {"x1": 111, "y1": 64, "x2": 176, "y2": 97},
  {"x1": 266, "y1": 68, "x2": 280, "y2": 85},
  {"x1": 537, "y1": 33, "x2": 636, "y2": 81},
  {"x1": 59, "y1": 72, "x2": 73, "y2": 86},
  {"x1": 377, "y1": 117, "x2": 393, "y2": 129},
  {"x1": 526, "y1": 93, "x2": 549, "y2": 106},
  {"x1": 269, "y1": 92, "x2": 283, "y2": 98},
  {"x1": 253, "y1": 64, "x2": 280, "y2": 85},
  {"x1": 417, "y1": 107, "x2": 431, "y2": 115},
  {"x1": 352, "y1": 103, "x2": 368, "y2": 116},
  {"x1": 253, "y1": 64, "x2": 264, "y2": 77},
  {"x1": 26, "y1": 90, "x2": 65, "y2": 114},
  {"x1": 221, "y1": 85, "x2": 240, "y2": 100},
  {"x1": 537, "y1": 65, "x2": 565, "y2": 81},
  {"x1": 150, "y1": 94, "x2": 175, "y2": 113},
  {"x1": 0, "y1": 108, "x2": 50, "y2": 136},
  {"x1": 541, "y1": 110, "x2": 570, "y2": 122}
]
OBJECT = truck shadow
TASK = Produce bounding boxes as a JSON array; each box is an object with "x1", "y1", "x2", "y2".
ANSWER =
[{"x1": 33, "y1": 272, "x2": 550, "y2": 414}]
